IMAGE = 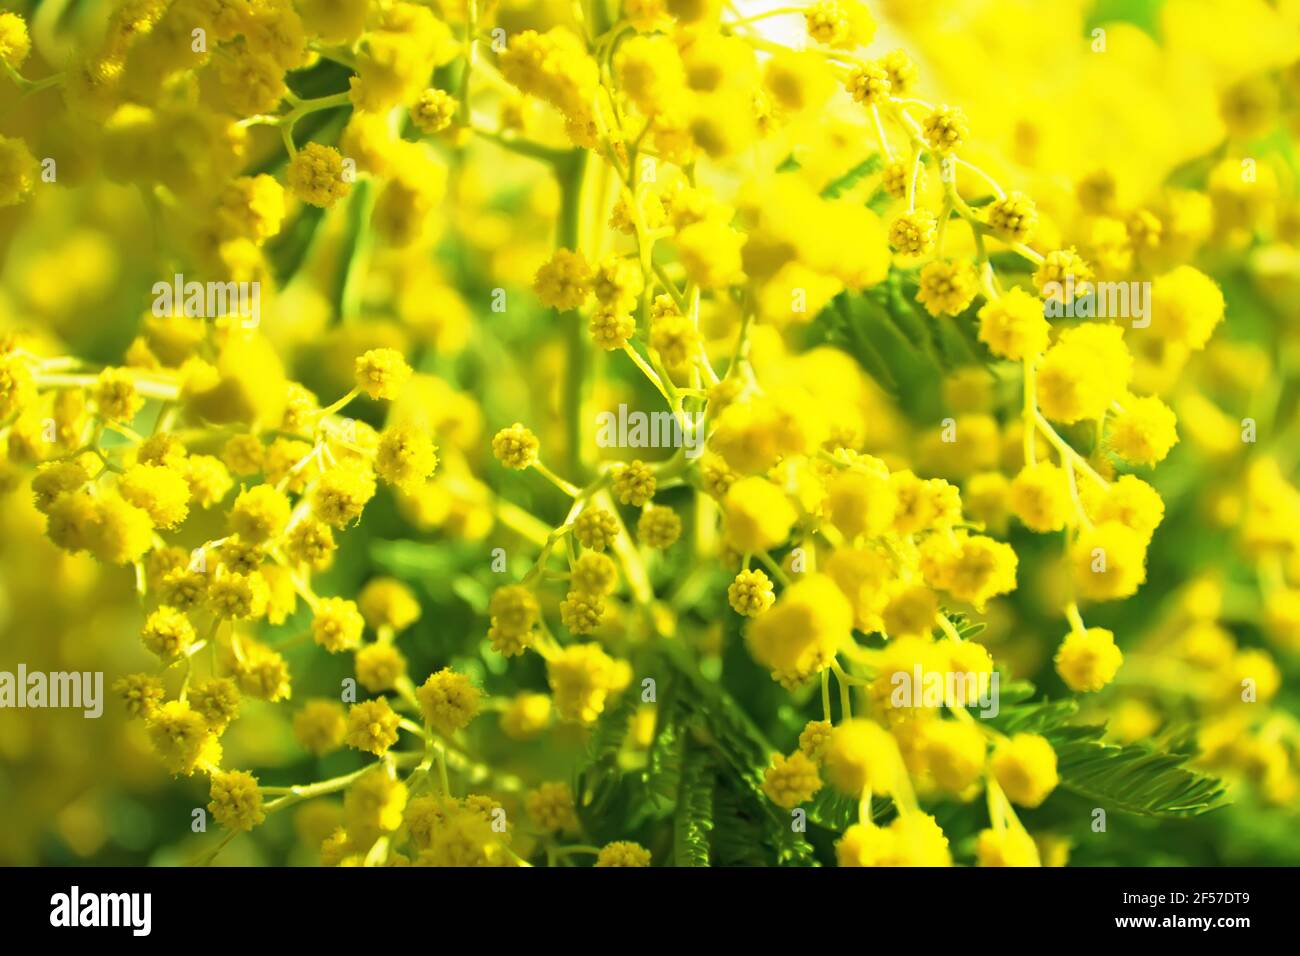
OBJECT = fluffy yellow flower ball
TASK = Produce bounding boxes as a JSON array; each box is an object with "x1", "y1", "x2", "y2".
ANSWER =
[
  {"x1": 1071, "y1": 520, "x2": 1148, "y2": 601},
  {"x1": 825, "y1": 459, "x2": 896, "y2": 539},
  {"x1": 1148, "y1": 266, "x2": 1225, "y2": 351},
  {"x1": 229, "y1": 484, "x2": 291, "y2": 543},
  {"x1": 918, "y1": 719, "x2": 987, "y2": 793},
  {"x1": 119, "y1": 463, "x2": 191, "y2": 529},
  {"x1": 0, "y1": 132, "x2": 36, "y2": 207},
  {"x1": 500, "y1": 692, "x2": 553, "y2": 741},
  {"x1": 534, "y1": 248, "x2": 592, "y2": 310},
  {"x1": 916, "y1": 259, "x2": 979, "y2": 317},
  {"x1": 209, "y1": 770, "x2": 266, "y2": 831},
  {"x1": 375, "y1": 423, "x2": 439, "y2": 490},
  {"x1": 676, "y1": 219, "x2": 746, "y2": 289},
  {"x1": 492, "y1": 423, "x2": 540, "y2": 470},
  {"x1": 417, "y1": 668, "x2": 482, "y2": 735},
  {"x1": 526, "y1": 781, "x2": 579, "y2": 833},
  {"x1": 723, "y1": 476, "x2": 797, "y2": 553},
  {"x1": 595, "y1": 841, "x2": 652, "y2": 867},
  {"x1": 991, "y1": 733, "x2": 1058, "y2": 808},
  {"x1": 294, "y1": 699, "x2": 348, "y2": 755},
  {"x1": 344, "y1": 767, "x2": 408, "y2": 842},
  {"x1": 345, "y1": 697, "x2": 401, "y2": 755},
  {"x1": 355, "y1": 643, "x2": 408, "y2": 693},
  {"x1": 728, "y1": 568, "x2": 775, "y2": 617},
  {"x1": 612, "y1": 459, "x2": 657, "y2": 506},
  {"x1": 147, "y1": 700, "x2": 222, "y2": 775},
  {"x1": 89, "y1": 493, "x2": 154, "y2": 565},
  {"x1": 1080, "y1": 474, "x2": 1165, "y2": 543},
  {"x1": 1036, "y1": 324, "x2": 1133, "y2": 424},
  {"x1": 923, "y1": 532, "x2": 1018, "y2": 609},
  {"x1": 358, "y1": 577, "x2": 421, "y2": 632},
  {"x1": 571, "y1": 552, "x2": 619, "y2": 595},
  {"x1": 985, "y1": 192, "x2": 1038, "y2": 243},
  {"x1": 1008, "y1": 461, "x2": 1072, "y2": 533},
  {"x1": 287, "y1": 142, "x2": 350, "y2": 208},
  {"x1": 411, "y1": 87, "x2": 458, "y2": 133},
  {"x1": 354, "y1": 347, "x2": 412, "y2": 400},
  {"x1": 141, "y1": 606, "x2": 196, "y2": 661},
  {"x1": 762, "y1": 751, "x2": 823, "y2": 809},
  {"x1": 0, "y1": 12, "x2": 31, "y2": 68},
  {"x1": 312, "y1": 596, "x2": 365, "y2": 652},
  {"x1": 1055, "y1": 626, "x2": 1124, "y2": 692},
  {"x1": 573, "y1": 506, "x2": 619, "y2": 550},
  {"x1": 976, "y1": 827, "x2": 1040, "y2": 867},
  {"x1": 637, "y1": 504, "x2": 682, "y2": 548},
  {"x1": 546, "y1": 643, "x2": 628, "y2": 723},
  {"x1": 977, "y1": 288, "x2": 1049, "y2": 361},
  {"x1": 922, "y1": 105, "x2": 969, "y2": 154},
  {"x1": 746, "y1": 574, "x2": 852, "y2": 686},
  {"x1": 836, "y1": 813, "x2": 951, "y2": 867},
  {"x1": 823, "y1": 718, "x2": 898, "y2": 796},
  {"x1": 1107, "y1": 395, "x2": 1179, "y2": 466},
  {"x1": 888, "y1": 210, "x2": 937, "y2": 256}
]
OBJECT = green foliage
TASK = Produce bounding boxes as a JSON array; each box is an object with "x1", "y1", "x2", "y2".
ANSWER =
[
  {"x1": 1053, "y1": 728, "x2": 1228, "y2": 817},
  {"x1": 266, "y1": 203, "x2": 325, "y2": 283},
  {"x1": 817, "y1": 271, "x2": 987, "y2": 420},
  {"x1": 673, "y1": 743, "x2": 715, "y2": 866},
  {"x1": 574, "y1": 643, "x2": 819, "y2": 865},
  {"x1": 820, "y1": 154, "x2": 883, "y2": 199},
  {"x1": 988, "y1": 680, "x2": 1227, "y2": 818},
  {"x1": 1085, "y1": 0, "x2": 1165, "y2": 41}
]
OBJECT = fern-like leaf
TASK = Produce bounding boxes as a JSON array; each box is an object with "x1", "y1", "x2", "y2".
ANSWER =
[
  {"x1": 988, "y1": 685, "x2": 1227, "y2": 817},
  {"x1": 673, "y1": 742, "x2": 715, "y2": 867},
  {"x1": 1051, "y1": 726, "x2": 1228, "y2": 818},
  {"x1": 820, "y1": 154, "x2": 883, "y2": 199},
  {"x1": 663, "y1": 654, "x2": 817, "y2": 865}
]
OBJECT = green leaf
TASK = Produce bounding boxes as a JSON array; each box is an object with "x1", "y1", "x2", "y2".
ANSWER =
[
  {"x1": 991, "y1": 695, "x2": 1081, "y2": 736},
  {"x1": 642, "y1": 711, "x2": 685, "y2": 813},
  {"x1": 1085, "y1": 0, "x2": 1165, "y2": 41},
  {"x1": 807, "y1": 788, "x2": 893, "y2": 832},
  {"x1": 368, "y1": 539, "x2": 483, "y2": 600},
  {"x1": 284, "y1": 59, "x2": 356, "y2": 101},
  {"x1": 673, "y1": 742, "x2": 715, "y2": 867},
  {"x1": 987, "y1": 684, "x2": 1228, "y2": 818},
  {"x1": 988, "y1": 249, "x2": 1037, "y2": 274},
  {"x1": 885, "y1": 272, "x2": 939, "y2": 357},
  {"x1": 820, "y1": 154, "x2": 882, "y2": 199},
  {"x1": 582, "y1": 687, "x2": 637, "y2": 768},
  {"x1": 822, "y1": 283, "x2": 945, "y2": 418},
  {"x1": 824, "y1": 293, "x2": 899, "y2": 397},
  {"x1": 573, "y1": 692, "x2": 653, "y2": 844},
  {"x1": 332, "y1": 179, "x2": 375, "y2": 324},
  {"x1": 266, "y1": 205, "x2": 325, "y2": 284},
  {"x1": 658, "y1": 644, "x2": 816, "y2": 865},
  {"x1": 1051, "y1": 726, "x2": 1228, "y2": 818},
  {"x1": 709, "y1": 774, "x2": 773, "y2": 866}
]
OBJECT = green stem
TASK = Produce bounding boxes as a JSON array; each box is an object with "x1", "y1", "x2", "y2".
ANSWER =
[
  {"x1": 556, "y1": 149, "x2": 589, "y2": 480},
  {"x1": 261, "y1": 755, "x2": 420, "y2": 813}
]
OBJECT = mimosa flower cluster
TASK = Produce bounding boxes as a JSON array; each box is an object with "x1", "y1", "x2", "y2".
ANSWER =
[{"x1": 1, "y1": 0, "x2": 1297, "y2": 867}]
